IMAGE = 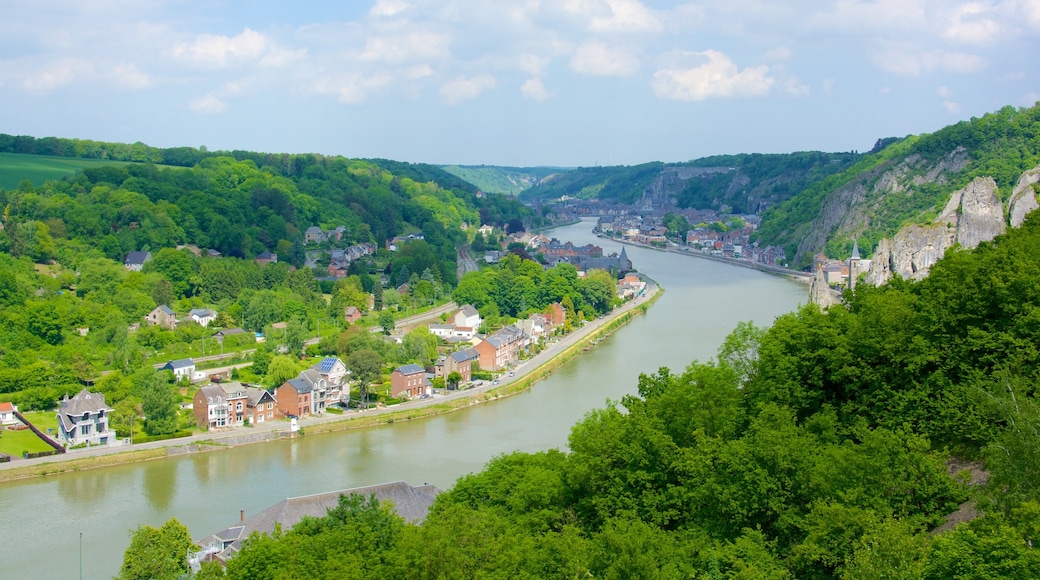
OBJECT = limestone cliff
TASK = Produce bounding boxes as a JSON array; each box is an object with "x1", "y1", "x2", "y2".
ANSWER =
[
  {"x1": 1008, "y1": 166, "x2": 1040, "y2": 227},
  {"x1": 793, "y1": 148, "x2": 970, "y2": 267},
  {"x1": 866, "y1": 175, "x2": 1017, "y2": 285}
]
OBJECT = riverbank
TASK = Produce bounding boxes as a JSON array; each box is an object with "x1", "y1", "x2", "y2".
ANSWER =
[
  {"x1": 0, "y1": 281, "x2": 661, "y2": 483},
  {"x1": 598, "y1": 231, "x2": 811, "y2": 284}
]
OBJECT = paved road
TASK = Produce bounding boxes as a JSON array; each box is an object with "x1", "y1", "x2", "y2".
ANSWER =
[{"x1": 1, "y1": 283, "x2": 658, "y2": 473}]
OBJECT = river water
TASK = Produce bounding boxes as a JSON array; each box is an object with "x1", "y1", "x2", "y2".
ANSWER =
[{"x1": 0, "y1": 219, "x2": 807, "y2": 578}]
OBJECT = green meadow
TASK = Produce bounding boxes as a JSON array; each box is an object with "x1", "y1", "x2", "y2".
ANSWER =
[{"x1": 0, "y1": 152, "x2": 135, "y2": 190}]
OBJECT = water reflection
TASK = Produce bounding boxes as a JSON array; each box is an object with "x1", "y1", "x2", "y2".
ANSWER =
[{"x1": 143, "y1": 461, "x2": 176, "y2": 510}]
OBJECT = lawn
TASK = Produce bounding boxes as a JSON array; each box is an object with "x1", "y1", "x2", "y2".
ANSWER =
[
  {"x1": 0, "y1": 152, "x2": 172, "y2": 190},
  {"x1": 20, "y1": 410, "x2": 58, "y2": 437},
  {"x1": 0, "y1": 427, "x2": 53, "y2": 456}
]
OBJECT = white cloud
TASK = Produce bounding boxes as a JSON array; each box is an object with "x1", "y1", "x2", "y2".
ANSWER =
[
  {"x1": 188, "y1": 94, "x2": 226, "y2": 114},
  {"x1": 370, "y1": 0, "x2": 409, "y2": 17},
  {"x1": 22, "y1": 59, "x2": 84, "y2": 92},
  {"x1": 172, "y1": 28, "x2": 268, "y2": 69},
  {"x1": 570, "y1": 41, "x2": 639, "y2": 76},
  {"x1": 591, "y1": 0, "x2": 663, "y2": 33},
  {"x1": 937, "y1": 85, "x2": 953, "y2": 98},
  {"x1": 651, "y1": 50, "x2": 774, "y2": 101},
  {"x1": 440, "y1": 75, "x2": 496, "y2": 104},
  {"x1": 518, "y1": 53, "x2": 551, "y2": 76},
  {"x1": 521, "y1": 77, "x2": 553, "y2": 102},
  {"x1": 943, "y1": 3, "x2": 1001, "y2": 45},
  {"x1": 359, "y1": 31, "x2": 451, "y2": 63},
  {"x1": 943, "y1": 100, "x2": 962, "y2": 113},
  {"x1": 872, "y1": 46, "x2": 985, "y2": 76},
  {"x1": 110, "y1": 62, "x2": 150, "y2": 89}
]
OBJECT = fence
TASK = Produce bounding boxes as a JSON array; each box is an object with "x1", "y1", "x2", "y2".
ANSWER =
[{"x1": 12, "y1": 410, "x2": 65, "y2": 454}]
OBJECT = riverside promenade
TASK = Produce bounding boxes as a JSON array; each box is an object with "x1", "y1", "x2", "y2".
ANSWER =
[{"x1": 0, "y1": 280, "x2": 659, "y2": 479}]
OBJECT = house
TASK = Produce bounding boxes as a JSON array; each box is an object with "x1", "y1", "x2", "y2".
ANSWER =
[
  {"x1": 190, "y1": 308, "x2": 217, "y2": 327},
  {"x1": 193, "y1": 384, "x2": 230, "y2": 430},
  {"x1": 162, "y1": 358, "x2": 196, "y2": 381},
  {"x1": 0, "y1": 401, "x2": 18, "y2": 425},
  {"x1": 296, "y1": 369, "x2": 329, "y2": 415},
  {"x1": 245, "y1": 386, "x2": 277, "y2": 425},
  {"x1": 474, "y1": 326, "x2": 525, "y2": 371},
  {"x1": 124, "y1": 251, "x2": 151, "y2": 271},
  {"x1": 391, "y1": 364, "x2": 429, "y2": 399},
  {"x1": 313, "y1": 357, "x2": 348, "y2": 403},
  {"x1": 304, "y1": 226, "x2": 325, "y2": 244},
  {"x1": 478, "y1": 224, "x2": 494, "y2": 236},
  {"x1": 451, "y1": 304, "x2": 481, "y2": 333},
  {"x1": 344, "y1": 306, "x2": 362, "y2": 324},
  {"x1": 146, "y1": 305, "x2": 178, "y2": 329},
  {"x1": 256, "y1": 251, "x2": 277, "y2": 265},
  {"x1": 219, "y1": 383, "x2": 249, "y2": 426},
  {"x1": 56, "y1": 389, "x2": 116, "y2": 447},
  {"x1": 213, "y1": 327, "x2": 249, "y2": 340},
  {"x1": 190, "y1": 482, "x2": 441, "y2": 569},
  {"x1": 515, "y1": 313, "x2": 550, "y2": 344},
  {"x1": 445, "y1": 348, "x2": 479, "y2": 384},
  {"x1": 548, "y1": 303, "x2": 566, "y2": 327},
  {"x1": 276, "y1": 378, "x2": 312, "y2": 418},
  {"x1": 428, "y1": 323, "x2": 455, "y2": 339}
]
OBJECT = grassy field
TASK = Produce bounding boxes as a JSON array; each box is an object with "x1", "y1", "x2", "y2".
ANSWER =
[
  {"x1": 20, "y1": 410, "x2": 58, "y2": 436},
  {"x1": 0, "y1": 427, "x2": 53, "y2": 456},
  {"x1": 0, "y1": 152, "x2": 136, "y2": 190}
]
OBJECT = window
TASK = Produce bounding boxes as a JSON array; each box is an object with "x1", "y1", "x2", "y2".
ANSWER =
[
  {"x1": 235, "y1": 402, "x2": 243, "y2": 411},
  {"x1": 80, "y1": 424, "x2": 90, "y2": 435}
]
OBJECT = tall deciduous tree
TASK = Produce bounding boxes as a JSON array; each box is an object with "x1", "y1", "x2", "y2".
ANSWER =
[
  {"x1": 141, "y1": 371, "x2": 178, "y2": 436},
  {"x1": 347, "y1": 349, "x2": 383, "y2": 410}
]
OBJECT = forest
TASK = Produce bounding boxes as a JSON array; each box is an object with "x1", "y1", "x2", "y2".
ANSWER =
[{"x1": 141, "y1": 209, "x2": 1040, "y2": 579}]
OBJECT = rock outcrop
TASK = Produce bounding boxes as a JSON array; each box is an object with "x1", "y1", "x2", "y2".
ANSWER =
[
  {"x1": 866, "y1": 176, "x2": 1006, "y2": 285},
  {"x1": 1008, "y1": 166, "x2": 1040, "y2": 227}
]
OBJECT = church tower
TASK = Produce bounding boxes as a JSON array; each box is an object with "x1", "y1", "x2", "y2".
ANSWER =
[{"x1": 848, "y1": 240, "x2": 861, "y2": 291}]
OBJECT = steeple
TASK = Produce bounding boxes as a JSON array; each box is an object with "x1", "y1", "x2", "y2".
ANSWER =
[
  {"x1": 851, "y1": 240, "x2": 861, "y2": 261},
  {"x1": 849, "y1": 241, "x2": 861, "y2": 291}
]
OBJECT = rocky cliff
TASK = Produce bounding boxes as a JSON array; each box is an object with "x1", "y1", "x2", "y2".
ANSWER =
[
  {"x1": 866, "y1": 171, "x2": 1039, "y2": 285},
  {"x1": 794, "y1": 148, "x2": 970, "y2": 268}
]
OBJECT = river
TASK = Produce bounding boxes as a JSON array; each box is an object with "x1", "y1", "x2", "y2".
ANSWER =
[{"x1": 0, "y1": 218, "x2": 807, "y2": 578}]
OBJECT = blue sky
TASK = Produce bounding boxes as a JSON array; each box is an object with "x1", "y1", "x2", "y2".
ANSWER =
[{"x1": 0, "y1": 0, "x2": 1037, "y2": 167}]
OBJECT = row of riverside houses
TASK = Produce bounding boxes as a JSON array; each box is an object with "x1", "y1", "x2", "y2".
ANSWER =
[
  {"x1": 193, "y1": 357, "x2": 349, "y2": 429},
  {"x1": 389, "y1": 302, "x2": 569, "y2": 398}
]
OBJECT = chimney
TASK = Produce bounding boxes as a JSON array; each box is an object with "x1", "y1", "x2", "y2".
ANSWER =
[{"x1": 240, "y1": 510, "x2": 245, "y2": 522}]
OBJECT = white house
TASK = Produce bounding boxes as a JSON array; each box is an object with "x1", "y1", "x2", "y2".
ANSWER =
[
  {"x1": 0, "y1": 401, "x2": 18, "y2": 425},
  {"x1": 56, "y1": 390, "x2": 116, "y2": 447},
  {"x1": 189, "y1": 309, "x2": 217, "y2": 327},
  {"x1": 162, "y1": 359, "x2": 196, "y2": 381},
  {"x1": 313, "y1": 357, "x2": 348, "y2": 403}
]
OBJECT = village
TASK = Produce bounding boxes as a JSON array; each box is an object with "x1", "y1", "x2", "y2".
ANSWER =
[{"x1": 0, "y1": 218, "x2": 650, "y2": 462}]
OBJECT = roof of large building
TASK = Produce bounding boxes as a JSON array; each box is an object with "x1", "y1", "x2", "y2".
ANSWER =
[
  {"x1": 164, "y1": 358, "x2": 195, "y2": 370},
  {"x1": 450, "y1": 347, "x2": 480, "y2": 363},
  {"x1": 57, "y1": 389, "x2": 112, "y2": 431},
  {"x1": 316, "y1": 357, "x2": 343, "y2": 374},
  {"x1": 284, "y1": 377, "x2": 313, "y2": 394},
  {"x1": 195, "y1": 481, "x2": 441, "y2": 563},
  {"x1": 395, "y1": 363, "x2": 424, "y2": 375},
  {"x1": 124, "y1": 251, "x2": 150, "y2": 265}
]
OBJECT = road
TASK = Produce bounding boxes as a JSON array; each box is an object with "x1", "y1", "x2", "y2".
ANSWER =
[{"x1": 2, "y1": 282, "x2": 659, "y2": 473}]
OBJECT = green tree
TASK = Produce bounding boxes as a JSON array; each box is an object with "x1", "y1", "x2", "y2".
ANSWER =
[
  {"x1": 347, "y1": 349, "x2": 383, "y2": 410},
  {"x1": 379, "y1": 311, "x2": 395, "y2": 335},
  {"x1": 266, "y1": 355, "x2": 302, "y2": 388},
  {"x1": 117, "y1": 518, "x2": 194, "y2": 580},
  {"x1": 447, "y1": 371, "x2": 463, "y2": 390},
  {"x1": 141, "y1": 371, "x2": 179, "y2": 436}
]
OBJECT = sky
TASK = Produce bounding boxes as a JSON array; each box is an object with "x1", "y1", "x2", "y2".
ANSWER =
[{"x1": 0, "y1": 0, "x2": 1037, "y2": 167}]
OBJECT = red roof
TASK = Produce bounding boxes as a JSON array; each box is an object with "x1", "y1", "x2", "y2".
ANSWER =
[{"x1": 0, "y1": 402, "x2": 14, "y2": 412}]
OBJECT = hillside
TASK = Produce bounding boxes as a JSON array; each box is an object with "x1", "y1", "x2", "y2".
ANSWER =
[
  {"x1": 518, "y1": 152, "x2": 861, "y2": 214},
  {"x1": 439, "y1": 165, "x2": 564, "y2": 196},
  {"x1": 755, "y1": 103, "x2": 1040, "y2": 269}
]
